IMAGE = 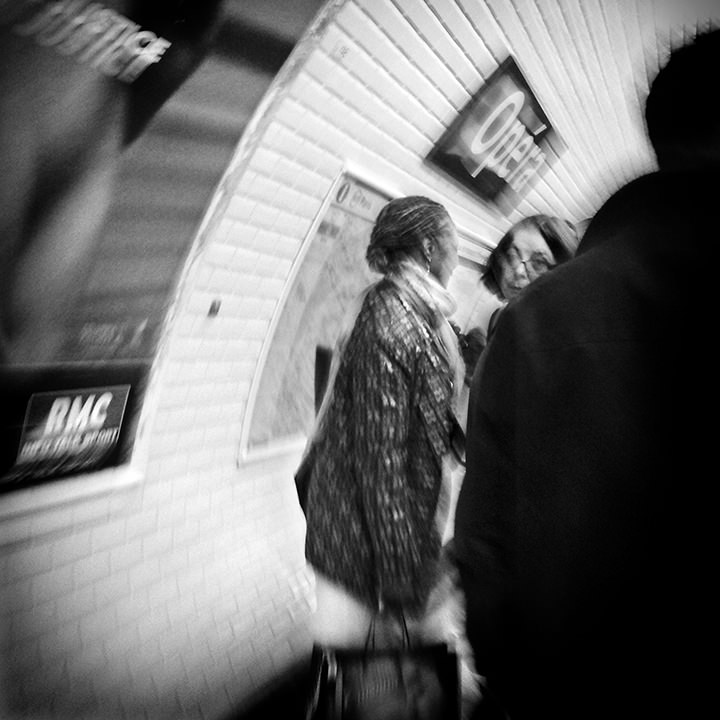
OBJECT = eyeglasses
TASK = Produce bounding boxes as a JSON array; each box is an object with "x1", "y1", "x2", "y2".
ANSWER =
[{"x1": 508, "y1": 251, "x2": 554, "y2": 278}]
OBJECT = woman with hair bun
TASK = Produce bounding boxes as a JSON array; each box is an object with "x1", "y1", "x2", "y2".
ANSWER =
[{"x1": 301, "y1": 195, "x2": 466, "y2": 651}]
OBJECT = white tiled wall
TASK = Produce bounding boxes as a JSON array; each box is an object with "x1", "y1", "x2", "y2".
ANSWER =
[{"x1": 3, "y1": 1, "x2": 718, "y2": 718}]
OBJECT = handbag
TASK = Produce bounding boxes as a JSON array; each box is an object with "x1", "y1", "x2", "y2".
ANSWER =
[{"x1": 304, "y1": 610, "x2": 461, "y2": 720}]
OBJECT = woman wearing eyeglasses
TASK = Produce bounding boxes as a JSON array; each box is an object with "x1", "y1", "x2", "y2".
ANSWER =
[
  {"x1": 484, "y1": 214, "x2": 580, "y2": 302},
  {"x1": 478, "y1": 214, "x2": 580, "y2": 341},
  {"x1": 456, "y1": 214, "x2": 580, "y2": 379}
]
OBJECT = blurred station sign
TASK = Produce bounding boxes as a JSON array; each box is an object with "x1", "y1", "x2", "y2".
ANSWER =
[{"x1": 427, "y1": 56, "x2": 566, "y2": 215}]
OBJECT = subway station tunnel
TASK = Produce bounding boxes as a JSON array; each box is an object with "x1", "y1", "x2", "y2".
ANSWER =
[{"x1": 1, "y1": 1, "x2": 718, "y2": 718}]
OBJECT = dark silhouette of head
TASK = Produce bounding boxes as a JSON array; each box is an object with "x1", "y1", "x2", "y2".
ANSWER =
[{"x1": 645, "y1": 27, "x2": 720, "y2": 171}]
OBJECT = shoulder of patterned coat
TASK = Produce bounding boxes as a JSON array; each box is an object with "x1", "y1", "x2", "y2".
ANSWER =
[{"x1": 356, "y1": 280, "x2": 433, "y2": 370}]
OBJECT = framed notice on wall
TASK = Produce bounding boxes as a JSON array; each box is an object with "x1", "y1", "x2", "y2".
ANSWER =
[
  {"x1": 238, "y1": 170, "x2": 394, "y2": 462},
  {"x1": 427, "y1": 56, "x2": 566, "y2": 215},
  {"x1": 0, "y1": 364, "x2": 145, "y2": 494},
  {"x1": 12, "y1": 386, "x2": 130, "y2": 481}
]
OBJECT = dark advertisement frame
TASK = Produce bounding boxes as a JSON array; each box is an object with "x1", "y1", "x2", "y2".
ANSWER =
[{"x1": 0, "y1": 363, "x2": 147, "y2": 495}]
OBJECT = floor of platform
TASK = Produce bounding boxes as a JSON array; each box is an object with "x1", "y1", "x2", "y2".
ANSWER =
[{"x1": 226, "y1": 660, "x2": 313, "y2": 720}]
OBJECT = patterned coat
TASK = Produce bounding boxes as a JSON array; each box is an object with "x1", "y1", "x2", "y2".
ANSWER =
[{"x1": 305, "y1": 276, "x2": 457, "y2": 615}]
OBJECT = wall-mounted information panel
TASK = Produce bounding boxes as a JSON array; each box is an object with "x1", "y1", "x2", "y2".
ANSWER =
[{"x1": 241, "y1": 171, "x2": 392, "y2": 458}]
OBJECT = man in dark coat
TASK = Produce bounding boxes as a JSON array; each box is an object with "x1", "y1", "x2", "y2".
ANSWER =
[{"x1": 454, "y1": 28, "x2": 718, "y2": 719}]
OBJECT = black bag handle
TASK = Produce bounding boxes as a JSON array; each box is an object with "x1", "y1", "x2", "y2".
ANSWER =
[{"x1": 363, "y1": 607, "x2": 412, "y2": 653}]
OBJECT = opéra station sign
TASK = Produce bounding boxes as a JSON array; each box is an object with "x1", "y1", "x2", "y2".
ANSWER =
[{"x1": 427, "y1": 56, "x2": 566, "y2": 215}]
